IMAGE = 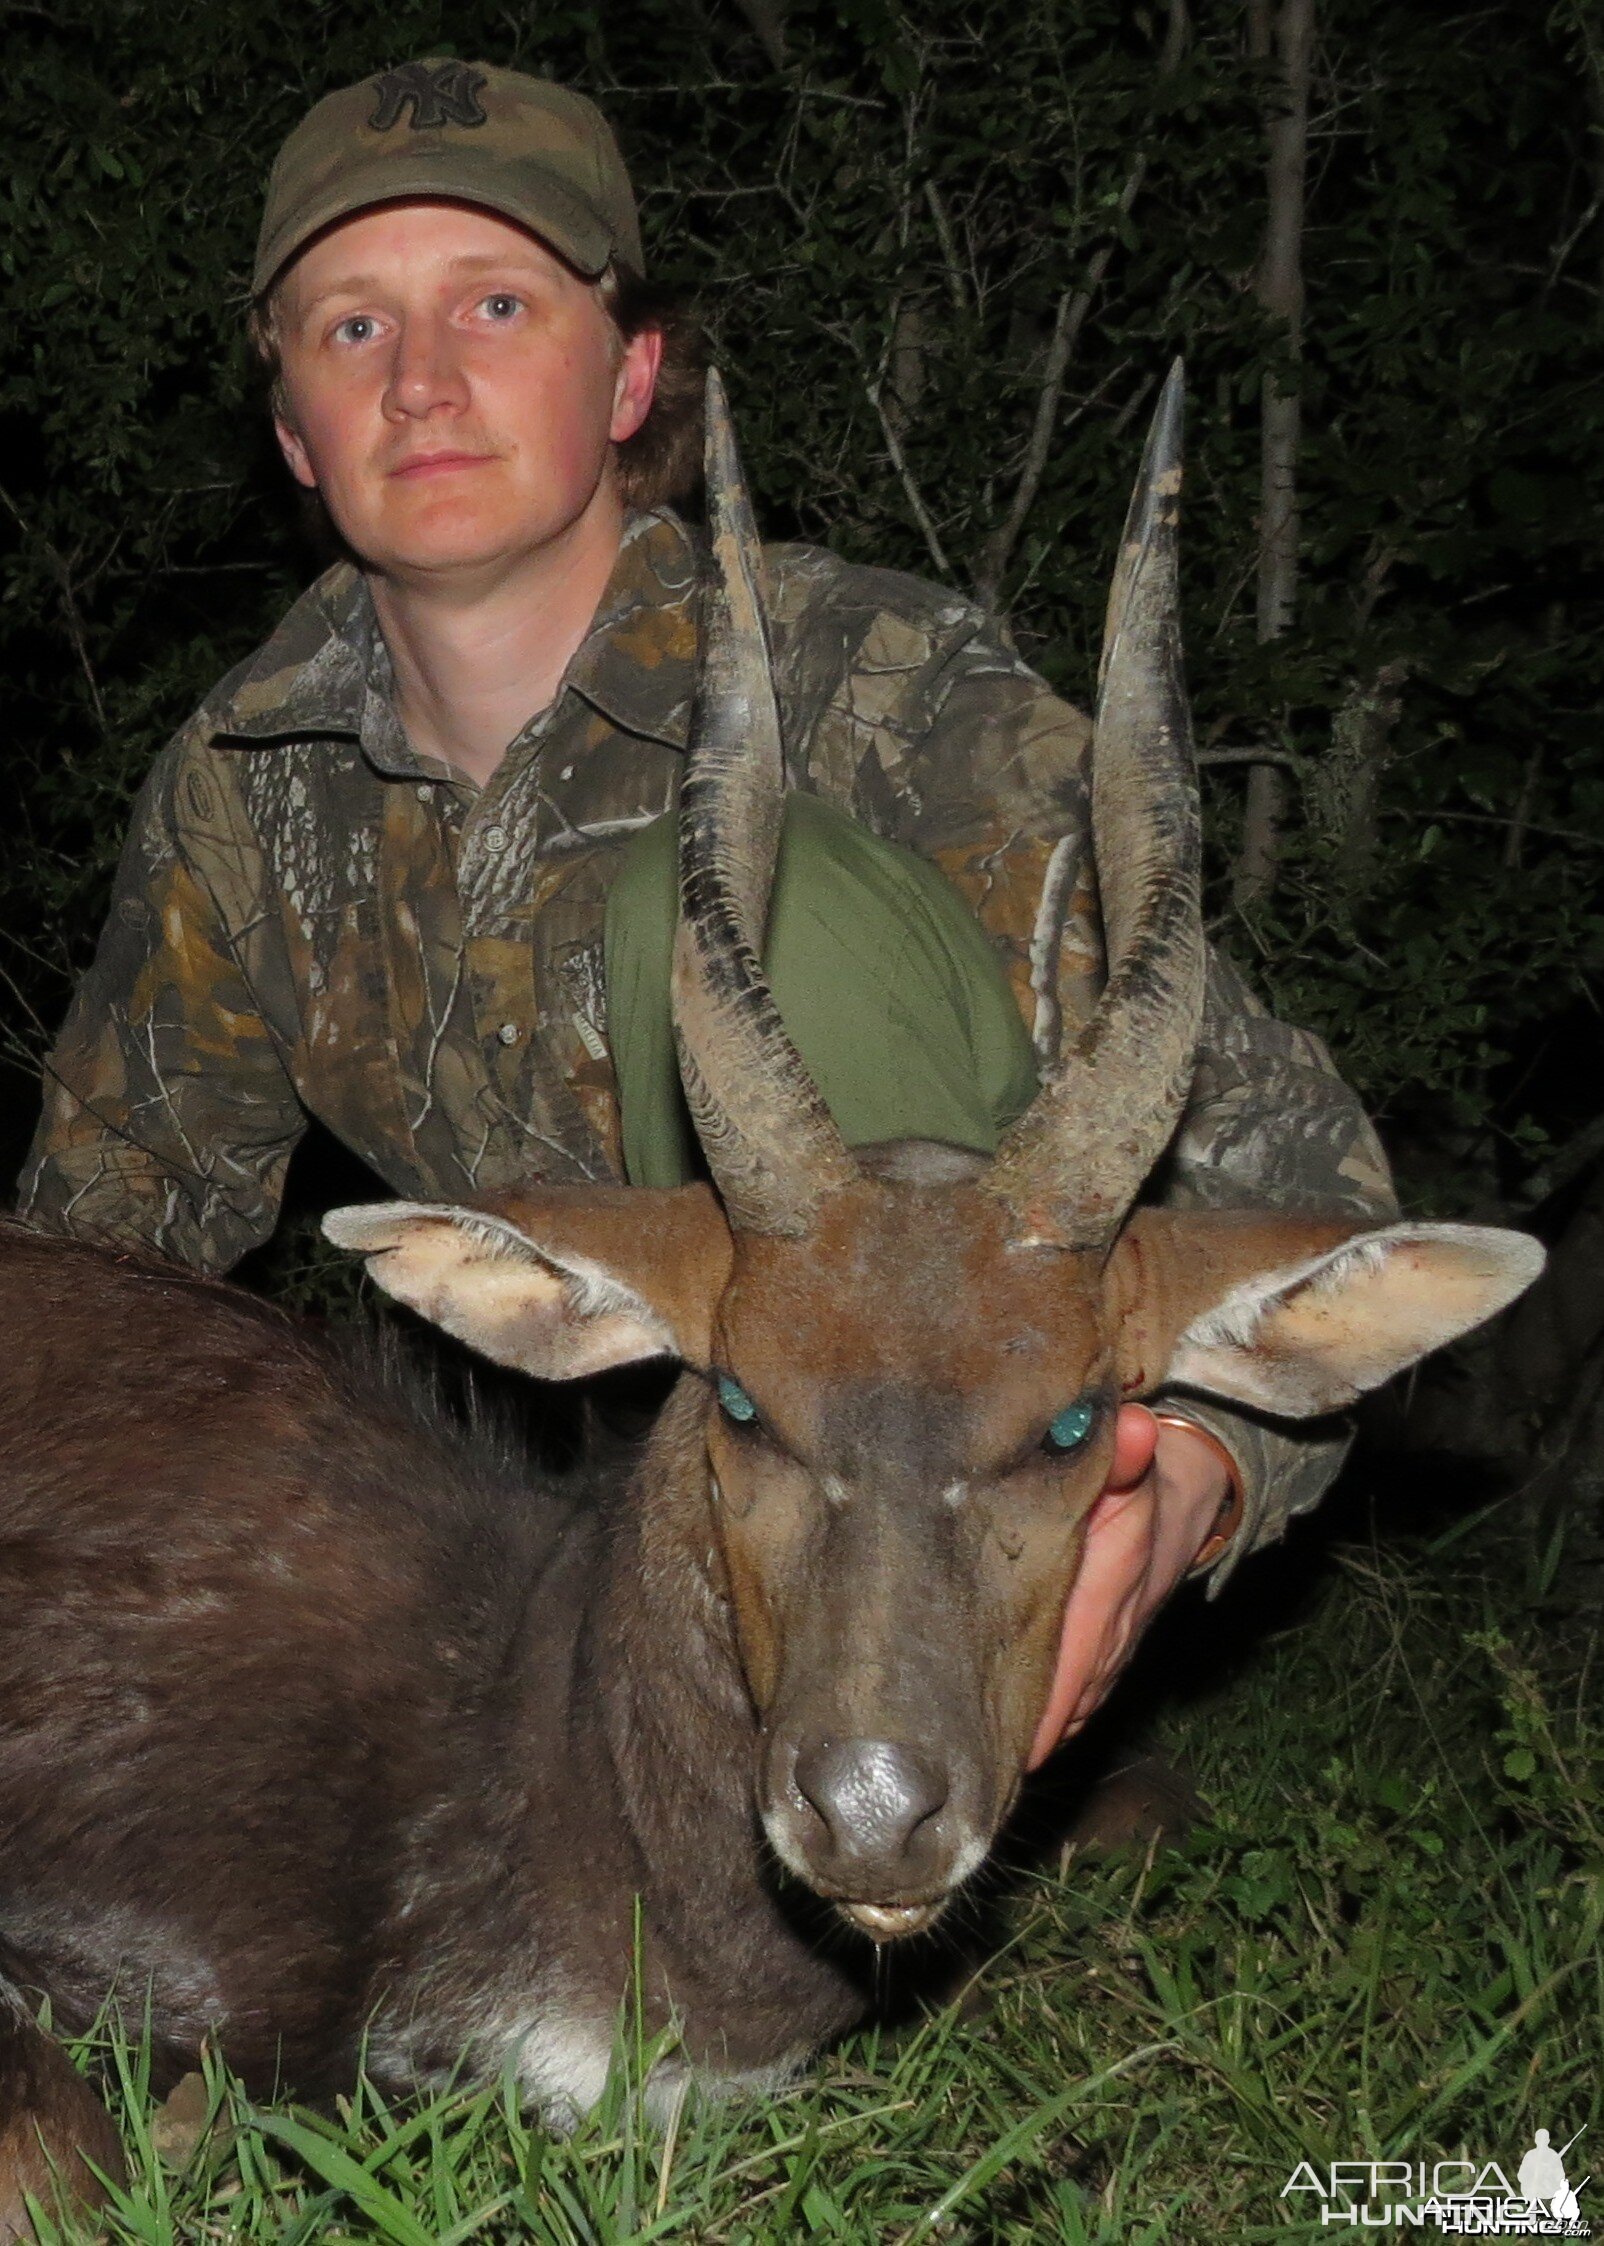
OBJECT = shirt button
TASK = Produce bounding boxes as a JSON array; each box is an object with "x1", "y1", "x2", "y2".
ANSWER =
[
  {"x1": 484, "y1": 824, "x2": 508, "y2": 851},
  {"x1": 497, "y1": 1022, "x2": 521, "y2": 1046},
  {"x1": 416, "y1": 783, "x2": 434, "y2": 802}
]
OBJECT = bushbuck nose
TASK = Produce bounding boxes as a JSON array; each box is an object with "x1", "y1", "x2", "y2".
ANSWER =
[{"x1": 792, "y1": 1737, "x2": 950, "y2": 1876}]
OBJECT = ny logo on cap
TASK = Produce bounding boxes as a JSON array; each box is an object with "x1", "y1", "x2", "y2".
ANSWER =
[{"x1": 368, "y1": 62, "x2": 489, "y2": 132}]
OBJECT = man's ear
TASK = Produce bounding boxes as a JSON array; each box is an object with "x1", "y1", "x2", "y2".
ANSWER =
[
  {"x1": 1158, "y1": 1219, "x2": 1545, "y2": 1417},
  {"x1": 273, "y1": 411, "x2": 318, "y2": 492},
  {"x1": 323, "y1": 1183, "x2": 732, "y2": 1380},
  {"x1": 611, "y1": 323, "x2": 662, "y2": 444}
]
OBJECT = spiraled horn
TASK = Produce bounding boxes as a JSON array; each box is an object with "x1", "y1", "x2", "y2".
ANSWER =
[
  {"x1": 985, "y1": 361, "x2": 1206, "y2": 1250},
  {"x1": 671, "y1": 370, "x2": 859, "y2": 1236}
]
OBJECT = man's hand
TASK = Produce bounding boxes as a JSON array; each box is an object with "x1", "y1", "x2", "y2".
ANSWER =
[{"x1": 1026, "y1": 1407, "x2": 1235, "y2": 1770}]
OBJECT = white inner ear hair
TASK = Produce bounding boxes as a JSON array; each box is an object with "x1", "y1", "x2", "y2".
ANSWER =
[
  {"x1": 323, "y1": 1198, "x2": 519, "y2": 1255},
  {"x1": 1183, "y1": 1233, "x2": 1394, "y2": 1353},
  {"x1": 542, "y1": 1244, "x2": 667, "y2": 1330},
  {"x1": 431, "y1": 1212, "x2": 667, "y2": 1332},
  {"x1": 451, "y1": 1211, "x2": 545, "y2": 1260}
]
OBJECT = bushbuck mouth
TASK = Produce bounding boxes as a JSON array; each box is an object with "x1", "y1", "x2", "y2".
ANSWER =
[
  {"x1": 759, "y1": 1728, "x2": 995, "y2": 1957},
  {"x1": 838, "y1": 1899, "x2": 943, "y2": 1943}
]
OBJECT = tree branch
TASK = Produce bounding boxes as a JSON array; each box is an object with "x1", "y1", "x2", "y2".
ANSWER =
[
  {"x1": 923, "y1": 179, "x2": 970, "y2": 318},
  {"x1": 1198, "y1": 745, "x2": 1305, "y2": 770},
  {"x1": 1504, "y1": 745, "x2": 1543, "y2": 872},
  {"x1": 865, "y1": 373, "x2": 954, "y2": 577},
  {"x1": 1406, "y1": 808, "x2": 1604, "y2": 852},
  {"x1": 1307, "y1": 657, "x2": 1408, "y2": 886},
  {"x1": 881, "y1": 300, "x2": 929, "y2": 440},
  {"x1": 972, "y1": 163, "x2": 1145, "y2": 613},
  {"x1": 970, "y1": 0, "x2": 1188, "y2": 614},
  {"x1": 1566, "y1": 0, "x2": 1604, "y2": 312},
  {"x1": 0, "y1": 482, "x2": 109, "y2": 737},
  {"x1": 1233, "y1": 0, "x2": 1315, "y2": 912}
]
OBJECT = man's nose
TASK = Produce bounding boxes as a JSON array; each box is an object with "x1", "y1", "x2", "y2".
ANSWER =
[{"x1": 383, "y1": 319, "x2": 470, "y2": 420}]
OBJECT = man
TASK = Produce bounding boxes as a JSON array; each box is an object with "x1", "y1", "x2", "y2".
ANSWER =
[{"x1": 18, "y1": 60, "x2": 1395, "y2": 1757}]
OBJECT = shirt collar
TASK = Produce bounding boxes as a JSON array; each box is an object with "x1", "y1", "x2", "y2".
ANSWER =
[
  {"x1": 206, "y1": 510, "x2": 703, "y2": 774},
  {"x1": 562, "y1": 509, "x2": 699, "y2": 751},
  {"x1": 206, "y1": 561, "x2": 373, "y2": 744}
]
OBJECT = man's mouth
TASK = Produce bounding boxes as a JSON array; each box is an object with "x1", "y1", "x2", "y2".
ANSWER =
[{"x1": 389, "y1": 450, "x2": 495, "y2": 479}]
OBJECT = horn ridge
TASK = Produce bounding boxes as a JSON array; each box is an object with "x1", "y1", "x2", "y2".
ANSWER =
[
  {"x1": 670, "y1": 370, "x2": 857, "y2": 1237},
  {"x1": 987, "y1": 360, "x2": 1206, "y2": 1249}
]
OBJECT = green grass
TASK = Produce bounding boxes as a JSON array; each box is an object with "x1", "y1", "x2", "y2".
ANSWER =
[{"x1": 32, "y1": 1505, "x2": 1604, "y2": 2244}]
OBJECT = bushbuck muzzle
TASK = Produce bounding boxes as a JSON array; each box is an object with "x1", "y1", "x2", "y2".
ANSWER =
[{"x1": 328, "y1": 367, "x2": 1543, "y2": 1942}]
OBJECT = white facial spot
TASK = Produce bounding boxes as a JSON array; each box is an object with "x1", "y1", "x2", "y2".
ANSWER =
[
  {"x1": 947, "y1": 1832, "x2": 988, "y2": 1887},
  {"x1": 762, "y1": 1804, "x2": 819, "y2": 1885}
]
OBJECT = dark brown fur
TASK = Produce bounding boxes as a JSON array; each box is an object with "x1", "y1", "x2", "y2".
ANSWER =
[
  {"x1": 0, "y1": 1222, "x2": 869, "y2": 2197},
  {"x1": 0, "y1": 1991, "x2": 126, "y2": 2243}
]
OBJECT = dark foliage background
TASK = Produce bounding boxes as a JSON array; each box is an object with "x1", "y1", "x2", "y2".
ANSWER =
[{"x1": 1, "y1": 0, "x2": 1601, "y2": 1536}]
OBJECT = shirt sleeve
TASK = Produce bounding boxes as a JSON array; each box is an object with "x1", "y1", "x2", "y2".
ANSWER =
[
  {"x1": 849, "y1": 608, "x2": 1399, "y2": 1582},
  {"x1": 15, "y1": 737, "x2": 306, "y2": 1273}
]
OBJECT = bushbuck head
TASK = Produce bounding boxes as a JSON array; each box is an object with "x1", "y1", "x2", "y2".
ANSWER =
[{"x1": 326, "y1": 368, "x2": 1541, "y2": 1942}]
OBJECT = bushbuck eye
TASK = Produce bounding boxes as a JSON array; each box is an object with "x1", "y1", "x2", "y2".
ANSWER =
[
  {"x1": 1044, "y1": 1399, "x2": 1097, "y2": 1453},
  {"x1": 716, "y1": 1374, "x2": 758, "y2": 1425}
]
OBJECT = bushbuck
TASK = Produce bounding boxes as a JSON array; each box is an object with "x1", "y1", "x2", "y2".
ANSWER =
[{"x1": 0, "y1": 369, "x2": 1540, "y2": 2236}]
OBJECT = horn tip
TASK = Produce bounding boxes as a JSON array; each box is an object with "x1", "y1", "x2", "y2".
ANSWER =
[{"x1": 1148, "y1": 360, "x2": 1186, "y2": 477}]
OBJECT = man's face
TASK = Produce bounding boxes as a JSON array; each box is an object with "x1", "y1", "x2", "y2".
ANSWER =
[{"x1": 271, "y1": 200, "x2": 660, "y2": 582}]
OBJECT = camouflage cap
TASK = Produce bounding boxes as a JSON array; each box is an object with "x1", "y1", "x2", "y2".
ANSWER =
[{"x1": 253, "y1": 60, "x2": 644, "y2": 298}]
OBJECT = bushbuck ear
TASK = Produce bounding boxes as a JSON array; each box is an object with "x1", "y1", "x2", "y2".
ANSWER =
[
  {"x1": 323, "y1": 1185, "x2": 732, "y2": 1379},
  {"x1": 1164, "y1": 1221, "x2": 1545, "y2": 1416}
]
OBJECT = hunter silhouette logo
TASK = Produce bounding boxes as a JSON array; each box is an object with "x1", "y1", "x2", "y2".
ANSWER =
[
  {"x1": 1280, "y1": 2123, "x2": 1590, "y2": 2233},
  {"x1": 368, "y1": 63, "x2": 489, "y2": 133}
]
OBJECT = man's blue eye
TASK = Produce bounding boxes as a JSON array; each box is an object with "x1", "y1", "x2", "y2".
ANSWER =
[
  {"x1": 1045, "y1": 1400, "x2": 1096, "y2": 1452},
  {"x1": 717, "y1": 1374, "x2": 758, "y2": 1425}
]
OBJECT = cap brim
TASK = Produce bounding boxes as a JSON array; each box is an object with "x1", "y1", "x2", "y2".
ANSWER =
[{"x1": 252, "y1": 162, "x2": 616, "y2": 297}]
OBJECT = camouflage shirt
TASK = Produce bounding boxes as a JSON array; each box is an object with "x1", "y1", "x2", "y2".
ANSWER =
[{"x1": 18, "y1": 507, "x2": 1396, "y2": 1582}]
